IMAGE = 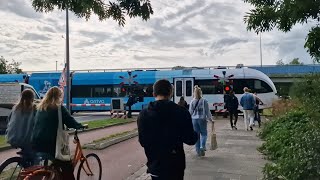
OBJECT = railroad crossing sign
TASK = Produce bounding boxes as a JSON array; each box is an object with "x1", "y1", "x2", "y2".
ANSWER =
[
  {"x1": 119, "y1": 71, "x2": 138, "y2": 86},
  {"x1": 213, "y1": 72, "x2": 234, "y2": 85}
]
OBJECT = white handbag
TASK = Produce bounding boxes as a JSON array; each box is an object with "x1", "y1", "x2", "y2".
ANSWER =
[
  {"x1": 210, "y1": 122, "x2": 218, "y2": 150},
  {"x1": 55, "y1": 106, "x2": 71, "y2": 161}
]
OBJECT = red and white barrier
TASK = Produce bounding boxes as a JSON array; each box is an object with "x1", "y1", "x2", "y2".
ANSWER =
[
  {"x1": 63, "y1": 104, "x2": 111, "y2": 107},
  {"x1": 215, "y1": 109, "x2": 227, "y2": 113},
  {"x1": 213, "y1": 103, "x2": 224, "y2": 107},
  {"x1": 213, "y1": 103, "x2": 227, "y2": 113}
]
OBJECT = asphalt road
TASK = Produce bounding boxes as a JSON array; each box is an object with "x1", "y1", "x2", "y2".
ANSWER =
[{"x1": 84, "y1": 137, "x2": 146, "y2": 180}]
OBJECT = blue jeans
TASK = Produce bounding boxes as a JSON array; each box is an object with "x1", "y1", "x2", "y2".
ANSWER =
[{"x1": 192, "y1": 119, "x2": 207, "y2": 155}]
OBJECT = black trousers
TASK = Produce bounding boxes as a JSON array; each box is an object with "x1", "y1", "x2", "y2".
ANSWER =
[
  {"x1": 229, "y1": 109, "x2": 238, "y2": 127},
  {"x1": 254, "y1": 106, "x2": 261, "y2": 127},
  {"x1": 151, "y1": 170, "x2": 184, "y2": 180}
]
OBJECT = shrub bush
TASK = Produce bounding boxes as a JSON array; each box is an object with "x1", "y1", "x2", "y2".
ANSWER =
[
  {"x1": 260, "y1": 109, "x2": 320, "y2": 180},
  {"x1": 259, "y1": 74, "x2": 320, "y2": 180}
]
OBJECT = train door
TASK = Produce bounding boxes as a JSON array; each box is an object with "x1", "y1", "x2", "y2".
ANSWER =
[{"x1": 174, "y1": 78, "x2": 194, "y2": 104}]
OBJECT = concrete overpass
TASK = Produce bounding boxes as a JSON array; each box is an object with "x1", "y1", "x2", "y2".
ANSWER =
[{"x1": 250, "y1": 65, "x2": 320, "y2": 95}]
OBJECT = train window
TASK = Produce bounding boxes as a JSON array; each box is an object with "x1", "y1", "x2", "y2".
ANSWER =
[
  {"x1": 186, "y1": 80, "x2": 192, "y2": 96},
  {"x1": 144, "y1": 85, "x2": 153, "y2": 97},
  {"x1": 254, "y1": 80, "x2": 262, "y2": 89},
  {"x1": 254, "y1": 80, "x2": 273, "y2": 93},
  {"x1": 195, "y1": 80, "x2": 223, "y2": 94},
  {"x1": 72, "y1": 84, "x2": 156, "y2": 98},
  {"x1": 72, "y1": 86, "x2": 92, "y2": 98},
  {"x1": 232, "y1": 79, "x2": 272, "y2": 94},
  {"x1": 176, "y1": 81, "x2": 182, "y2": 96},
  {"x1": 93, "y1": 87, "x2": 105, "y2": 97}
]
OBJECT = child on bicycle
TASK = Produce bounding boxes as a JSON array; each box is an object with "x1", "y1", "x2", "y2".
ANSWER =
[{"x1": 31, "y1": 87, "x2": 84, "y2": 180}]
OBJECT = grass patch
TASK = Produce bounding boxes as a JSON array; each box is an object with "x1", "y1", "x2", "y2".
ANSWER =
[
  {"x1": 0, "y1": 119, "x2": 134, "y2": 151},
  {"x1": 92, "y1": 129, "x2": 137, "y2": 143},
  {"x1": 81, "y1": 118, "x2": 134, "y2": 129},
  {"x1": 262, "y1": 108, "x2": 273, "y2": 116},
  {"x1": 0, "y1": 135, "x2": 8, "y2": 148}
]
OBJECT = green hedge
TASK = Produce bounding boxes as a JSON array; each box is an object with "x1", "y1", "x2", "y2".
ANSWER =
[
  {"x1": 260, "y1": 110, "x2": 320, "y2": 179},
  {"x1": 259, "y1": 75, "x2": 320, "y2": 180}
]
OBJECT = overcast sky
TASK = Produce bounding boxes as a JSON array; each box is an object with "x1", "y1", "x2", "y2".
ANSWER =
[{"x1": 0, "y1": 0, "x2": 314, "y2": 71}]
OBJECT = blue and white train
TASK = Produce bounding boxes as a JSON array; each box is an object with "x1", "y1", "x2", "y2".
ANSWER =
[{"x1": 0, "y1": 67, "x2": 278, "y2": 113}]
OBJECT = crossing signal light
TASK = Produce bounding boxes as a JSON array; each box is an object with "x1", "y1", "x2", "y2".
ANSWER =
[{"x1": 224, "y1": 85, "x2": 232, "y2": 94}]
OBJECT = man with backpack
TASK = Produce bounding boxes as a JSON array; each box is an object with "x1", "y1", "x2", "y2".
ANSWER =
[{"x1": 137, "y1": 79, "x2": 198, "y2": 180}]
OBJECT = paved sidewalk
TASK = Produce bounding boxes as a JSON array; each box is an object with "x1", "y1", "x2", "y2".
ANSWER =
[{"x1": 127, "y1": 118, "x2": 266, "y2": 180}]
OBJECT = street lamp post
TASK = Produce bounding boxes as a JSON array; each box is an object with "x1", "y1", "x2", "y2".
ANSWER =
[
  {"x1": 56, "y1": 61, "x2": 58, "y2": 71},
  {"x1": 260, "y1": 33, "x2": 263, "y2": 67},
  {"x1": 65, "y1": 7, "x2": 71, "y2": 111}
]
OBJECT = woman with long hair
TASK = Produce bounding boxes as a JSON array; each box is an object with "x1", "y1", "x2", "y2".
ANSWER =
[
  {"x1": 189, "y1": 85, "x2": 213, "y2": 156},
  {"x1": 6, "y1": 89, "x2": 36, "y2": 152},
  {"x1": 31, "y1": 86, "x2": 83, "y2": 180}
]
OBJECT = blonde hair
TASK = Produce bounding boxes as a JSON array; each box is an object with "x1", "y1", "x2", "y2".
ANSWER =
[
  {"x1": 194, "y1": 85, "x2": 202, "y2": 99},
  {"x1": 37, "y1": 86, "x2": 62, "y2": 111},
  {"x1": 243, "y1": 87, "x2": 250, "y2": 92}
]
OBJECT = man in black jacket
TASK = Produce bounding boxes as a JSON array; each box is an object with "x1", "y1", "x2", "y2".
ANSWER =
[
  {"x1": 137, "y1": 79, "x2": 198, "y2": 180},
  {"x1": 225, "y1": 90, "x2": 239, "y2": 130}
]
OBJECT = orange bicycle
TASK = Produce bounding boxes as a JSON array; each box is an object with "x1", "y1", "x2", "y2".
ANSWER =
[{"x1": 0, "y1": 127, "x2": 102, "y2": 180}]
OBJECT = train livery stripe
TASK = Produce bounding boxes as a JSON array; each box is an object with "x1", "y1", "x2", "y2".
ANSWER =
[{"x1": 63, "y1": 104, "x2": 111, "y2": 107}]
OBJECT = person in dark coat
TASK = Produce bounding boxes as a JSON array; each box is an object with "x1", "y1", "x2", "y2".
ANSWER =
[
  {"x1": 225, "y1": 91, "x2": 239, "y2": 130},
  {"x1": 137, "y1": 79, "x2": 198, "y2": 180},
  {"x1": 177, "y1": 96, "x2": 188, "y2": 109},
  {"x1": 253, "y1": 92, "x2": 264, "y2": 128}
]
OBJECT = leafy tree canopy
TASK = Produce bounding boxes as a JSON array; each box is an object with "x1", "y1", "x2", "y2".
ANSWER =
[
  {"x1": 31, "y1": 0, "x2": 153, "y2": 26},
  {"x1": 276, "y1": 59, "x2": 285, "y2": 65},
  {"x1": 243, "y1": 0, "x2": 320, "y2": 62},
  {"x1": 0, "y1": 56, "x2": 23, "y2": 74},
  {"x1": 289, "y1": 58, "x2": 303, "y2": 65},
  {"x1": 276, "y1": 58, "x2": 304, "y2": 65}
]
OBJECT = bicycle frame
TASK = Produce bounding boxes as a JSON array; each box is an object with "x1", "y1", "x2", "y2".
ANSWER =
[
  {"x1": 22, "y1": 129, "x2": 94, "y2": 179},
  {"x1": 72, "y1": 130, "x2": 94, "y2": 176}
]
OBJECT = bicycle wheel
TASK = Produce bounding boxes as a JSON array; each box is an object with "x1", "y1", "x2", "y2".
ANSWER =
[
  {"x1": 0, "y1": 157, "x2": 23, "y2": 180},
  {"x1": 76, "y1": 153, "x2": 102, "y2": 180}
]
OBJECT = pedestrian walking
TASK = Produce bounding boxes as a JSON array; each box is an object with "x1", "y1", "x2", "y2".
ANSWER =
[
  {"x1": 137, "y1": 79, "x2": 197, "y2": 180},
  {"x1": 178, "y1": 96, "x2": 188, "y2": 109},
  {"x1": 253, "y1": 92, "x2": 264, "y2": 128},
  {"x1": 189, "y1": 85, "x2": 213, "y2": 156},
  {"x1": 225, "y1": 90, "x2": 239, "y2": 130},
  {"x1": 240, "y1": 87, "x2": 255, "y2": 131}
]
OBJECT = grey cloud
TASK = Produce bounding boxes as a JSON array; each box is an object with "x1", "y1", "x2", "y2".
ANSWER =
[
  {"x1": 112, "y1": 43, "x2": 130, "y2": 50},
  {"x1": 210, "y1": 37, "x2": 249, "y2": 49},
  {"x1": 38, "y1": 26, "x2": 57, "y2": 33},
  {"x1": 164, "y1": 0, "x2": 206, "y2": 20},
  {"x1": 133, "y1": 55, "x2": 183, "y2": 62},
  {"x1": 21, "y1": 32, "x2": 51, "y2": 41},
  {"x1": 0, "y1": 0, "x2": 42, "y2": 19},
  {"x1": 131, "y1": 34, "x2": 153, "y2": 42},
  {"x1": 124, "y1": 1, "x2": 241, "y2": 49},
  {"x1": 77, "y1": 30, "x2": 111, "y2": 46}
]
